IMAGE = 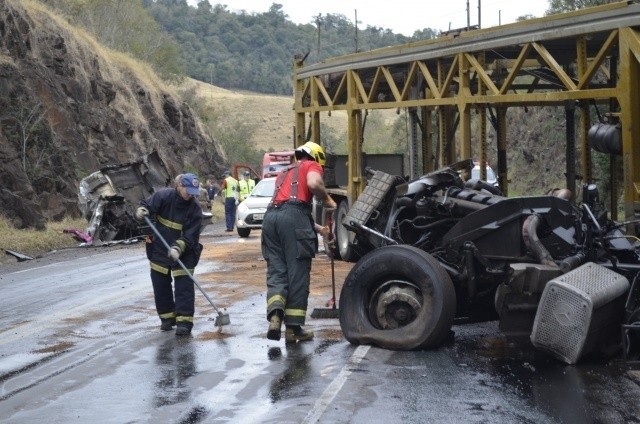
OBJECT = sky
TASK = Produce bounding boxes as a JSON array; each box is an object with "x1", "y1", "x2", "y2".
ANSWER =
[{"x1": 187, "y1": 0, "x2": 551, "y2": 36}]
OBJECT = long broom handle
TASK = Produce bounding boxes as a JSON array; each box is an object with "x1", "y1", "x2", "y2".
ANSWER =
[
  {"x1": 326, "y1": 207, "x2": 337, "y2": 309},
  {"x1": 330, "y1": 255, "x2": 336, "y2": 309},
  {"x1": 143, "y1": 216, "x2": 223, "y2": 315}
]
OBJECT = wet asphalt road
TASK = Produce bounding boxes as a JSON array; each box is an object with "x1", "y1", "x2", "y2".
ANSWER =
[{"x1": 1, "y1": 226, "x2": 640, "y2": 423}]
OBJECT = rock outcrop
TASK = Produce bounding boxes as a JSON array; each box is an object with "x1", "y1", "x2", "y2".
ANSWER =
[{"x1": 0, "y1": 0, "x2": 224, "y2": 229}]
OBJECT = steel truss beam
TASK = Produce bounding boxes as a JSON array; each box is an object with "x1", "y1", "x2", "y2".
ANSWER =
[{"x1": 294, "y1": 2, "x2": 640, "y2": 215}]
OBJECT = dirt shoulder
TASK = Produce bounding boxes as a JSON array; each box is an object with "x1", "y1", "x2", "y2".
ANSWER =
[{"x1": 197, "y1": 223, "x2": 355, "y2": 313}]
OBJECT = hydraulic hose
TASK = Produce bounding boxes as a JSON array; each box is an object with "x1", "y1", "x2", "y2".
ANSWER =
[{"x1": 522, "y1": 214, "x2": 557, "y2": 268}]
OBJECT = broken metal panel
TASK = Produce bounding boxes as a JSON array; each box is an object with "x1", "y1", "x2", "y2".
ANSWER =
[{"x1": 78, "y1": 151, "x2": 174, "y2": 245}]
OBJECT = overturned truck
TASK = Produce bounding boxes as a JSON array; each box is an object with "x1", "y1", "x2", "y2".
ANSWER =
[
  {"x1": 338, "y1": 159, "x2": 640, "y2": 364},
  {"x1": 78, "y1": 151, "x2": 211, "y2": 245}
]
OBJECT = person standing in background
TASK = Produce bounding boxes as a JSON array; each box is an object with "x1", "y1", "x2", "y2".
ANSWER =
[
  {"x1": 218, "y1": 170, "x2": 239, "y2": 232},
  {"x1": 238, "y1": 171, "x2": 255, "y2": 201},
  {"x1": 206, "y1": 178, "x2": 219, "y2": 211}
]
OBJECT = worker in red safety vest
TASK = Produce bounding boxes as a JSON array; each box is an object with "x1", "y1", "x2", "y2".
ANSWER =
[{"x1": 261, "y1": 141, "x2": 337, "y2": 343}]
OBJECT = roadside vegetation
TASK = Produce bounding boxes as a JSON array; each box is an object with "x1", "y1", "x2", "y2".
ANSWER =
[
  {"x1": 1, "y1": 200, "x2": 226, "y2": 263},
  {"x1": 1, "y1": 215, "x2": 87, "y2": 261}
]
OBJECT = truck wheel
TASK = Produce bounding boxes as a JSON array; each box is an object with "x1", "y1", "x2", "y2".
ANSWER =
[
  {"x1": 237, "y1": 228, "x2": 251, "y2": 238},
  {"x1": 336, "y1": 200, "x2": 358, "y2": 262},
  {"x1": 339, "y1": 245, "x2": 456, "y2": 350}
]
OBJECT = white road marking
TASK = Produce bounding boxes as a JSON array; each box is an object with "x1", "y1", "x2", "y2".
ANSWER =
[{"x1": 302, "y1": 344, "x2": 371, "y2": 424}]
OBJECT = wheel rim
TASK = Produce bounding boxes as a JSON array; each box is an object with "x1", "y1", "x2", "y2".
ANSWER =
[{"x1": 368, "y1": 280, "x2": 424, "y2": 329}]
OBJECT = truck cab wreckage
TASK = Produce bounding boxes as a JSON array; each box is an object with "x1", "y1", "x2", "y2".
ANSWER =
[
  {"x1": 78, "y1": 151, "x2": 211, "y2": 245},
  {"x1": 338, "y1": 161, "x2": 640, "y2": 364}
]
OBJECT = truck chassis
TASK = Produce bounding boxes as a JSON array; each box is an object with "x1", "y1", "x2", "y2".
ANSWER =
[{"x1": 338, "y1": 160, "x2": 640, "y2": 363}]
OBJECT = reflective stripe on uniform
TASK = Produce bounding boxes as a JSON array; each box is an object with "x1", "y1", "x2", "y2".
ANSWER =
[
  {"x1": 150, "y1": 262, "x2": 170, "y2": 274},
  {"x1": 157, "y1": 215, "x2": 183, "y2": 231},
  {"x1": 159, "y1": 312, "x2": 176, "y2": 319},
  {"x1": 267, "y1": 294, "x2": 286, "y2": 308},
  {"x1": 175, "y1": 239, "x2": 186, "y2": 252},
  {"x1": 284, "y1": 308, "x2": 306, "y2": 317},
  {"x1": 172, "y1": 268, "x2": 194, "y2": 277},
  {"x1": 176, "y1": 316, "x2": 194, "y2": 323}
]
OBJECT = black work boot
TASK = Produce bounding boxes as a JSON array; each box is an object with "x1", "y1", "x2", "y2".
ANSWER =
[
  {"x1": 175, "y1": 324, "x2": 192, "y2": 336},
  {"x1": 285, "y1": 325, "x2": 314, "y2": 343},
  {"x1": 160, "y1": 318, "x2": 176, "y2": 331},
  {"x1": 267, "y1": 314, "x2": 282, "y2": 341}
]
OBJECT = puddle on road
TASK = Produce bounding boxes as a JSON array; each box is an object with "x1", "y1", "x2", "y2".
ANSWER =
[
  {"x1": 33, "y1": 341, "x2": 75, "y2": 354},
  {"x1": 197, "y1": 330, "x2": 233, "y2": 341},
  {"x1": 451, "y1": 322, "x2": 640, "y2": 424}
]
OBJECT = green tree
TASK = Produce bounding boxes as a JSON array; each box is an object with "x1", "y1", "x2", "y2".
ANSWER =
[
  {"x1": 143, "y1": 2, "x2": 437, "y2": 95},
  {"x1": 546, "y1": 0, "x2": 607, "y2": 14}
]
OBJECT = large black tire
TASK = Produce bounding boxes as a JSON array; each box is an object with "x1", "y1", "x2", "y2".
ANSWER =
[
  {"x1": 335, "y1": 200, "x2": 358, "y2": 262},
  {"x1": 339, "y1": 245, "x2": 456, "y2": 350},
  {"x1": 237, "y1": 227, "x2": 251, "y2": 238}
]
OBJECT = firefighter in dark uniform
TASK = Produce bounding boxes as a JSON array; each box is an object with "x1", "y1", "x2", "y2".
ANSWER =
[
  {"x1": 135, "y1": 173, "x2": 203, "y2": 336},
  {"x1": 262, "y1": 141, "x2": 337, "y2": 342}
]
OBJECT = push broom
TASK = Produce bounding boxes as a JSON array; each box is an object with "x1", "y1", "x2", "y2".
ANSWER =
[{"x1": 144, "y1": 216, "x2": 231, "y2": 327}]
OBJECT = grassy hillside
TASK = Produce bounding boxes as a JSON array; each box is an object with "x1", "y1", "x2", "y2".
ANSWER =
[{"x1": 185, "y1": 78, "x2": 366, "y2": 153}]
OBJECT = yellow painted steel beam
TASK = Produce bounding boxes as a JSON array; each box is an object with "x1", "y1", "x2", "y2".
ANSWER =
[
  {"x1": 331, "y1": 73, "x2": 347, "y2": 105},
  {"x1": 293, "y1": 3, "x2": 640, "y2": 213},
  {"x1": 350, "y1": 73, "x2": 368, "y2": 105},
  {"x1": 295, "y1": 88, "x2": 619, "y2": 113},
  {"x1": 423, "y1": 108, "x2": 433, "y2": 173},
  {"x1": 313, "y1": 76, "x2": 333, "y2": 107},
  {"x1": 402, "y1": 62, "x2": 420, "y2": 100},
  {"x1": 346, "y1": 71, "x2": 363, "y2": 200},
  {"x1": 439, "y1": 56, "x2": 459, "y2": 99},
  {"x1": 465, "y1": 53, "x2": 500, "y2": 95},
  {"x1": 532, "y1": 42, "x2": 577, "y2": 91},
  {"x1": 499, "y1": 44, "x2": 532, "y2": 95},
  {"x1": 294, "y1": 59, "x2": 306, "y2": 148},
  {"x1": 381, "y1": 66, "x2": 403, "y2": 101},
  {"x1": 576, "y1": 35, "x2": 592, "y2": 195},
  {"x1": 478, "y1": 52, "x2": 487, "y2": 179},
  {"x1": 576, "y1": 30, "x2": 618, "y2": 90},
  {"x1": 459, "y1": 53, "x2": 472, "y2": 160},
  {"x1": 497, "y1": 107, "x2": 508, "y2": 195},
  {"x1": 619, "y1": 28, "x2": 640, "y2": 221},
  {"x1": 417, "y1": 61, "x2": 441, "y2": 99}
]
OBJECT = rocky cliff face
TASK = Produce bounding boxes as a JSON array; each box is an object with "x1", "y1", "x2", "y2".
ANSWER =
[{"x1": 0, "y1": 0, "x2": 224, "y2": 229}]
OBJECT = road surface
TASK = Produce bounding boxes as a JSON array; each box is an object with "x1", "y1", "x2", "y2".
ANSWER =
[{"x1": 1, "y1": 224, "x2": 639, "y2": 423}]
